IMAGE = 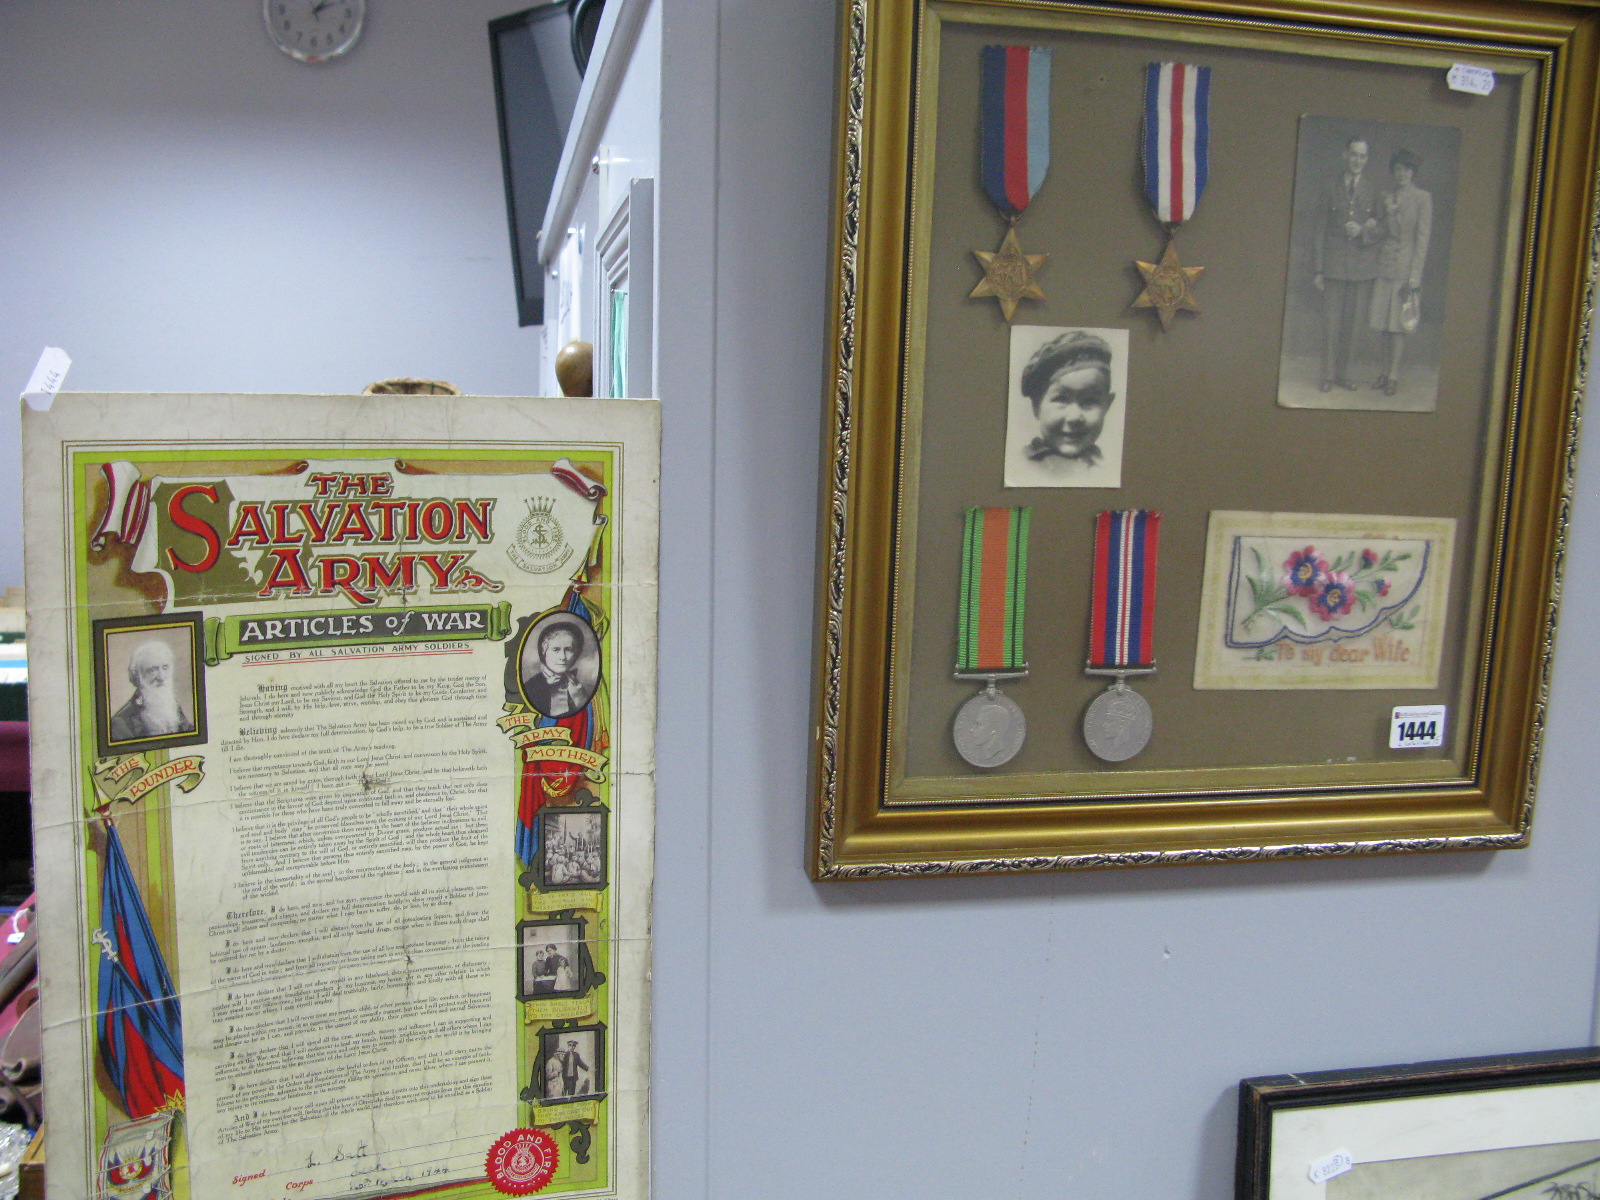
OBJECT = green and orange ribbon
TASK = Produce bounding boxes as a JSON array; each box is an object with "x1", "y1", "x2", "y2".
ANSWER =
[{"x1": 956, "y1": 506, "x2": 1031, "y2": 673}]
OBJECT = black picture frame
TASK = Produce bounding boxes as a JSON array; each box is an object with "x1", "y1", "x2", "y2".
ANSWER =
[
  {"x1": 92, "y1": 611, "x2": 208, "y2": 760},
  {"x1": 528, "y1": 1023, "x2": 608, "y2": 1106},
  {"x1": 1237, "y1": 1046, "x2": 1600, "y2": 1199},
  {"x1": 517, "y1": 915, "x2": 604, "y2": 1002},
  {"x1": 529, "y1": 804, "x2": 609, "y2": 893}
]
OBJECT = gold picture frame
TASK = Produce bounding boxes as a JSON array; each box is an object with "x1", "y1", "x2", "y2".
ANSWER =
[{"x1": 808, "y1": 0, "x2": 1600, "y2": 879}]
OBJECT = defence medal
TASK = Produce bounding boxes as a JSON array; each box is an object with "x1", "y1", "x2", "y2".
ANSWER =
[
  {"x1": 970, "y1": 45, "x2": 1052, "y2": 322},
  {"x1": 1132, "y1": 62, "x2": 1210, "y2": 328},
  {"x1": 952, "y1": 506, "x2": 1031, "y2": 769},
  {"x1": 1083, "y1": 510, "x2": 1161, "y2": 763}
]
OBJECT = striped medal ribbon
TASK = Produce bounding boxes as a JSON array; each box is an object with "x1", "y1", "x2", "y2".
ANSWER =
[
  {"x1": 1133, "y1": 62, "x2": 1212, "y2": 328},
  {"x1": 1084, "y1": 510, "x2": 1161, "y2": 763},
  {"x1": 969, "y1": 46, "x2": 1053, "y2": 322},
  {"x1": 952, "y1": 506, "x2": 1031, "y2": 769},
  {"x1": 1142, "y1": 61, "x2": 1211, "y2": 226},
  {"x1": 979, "y1": 45, "x2": 1052, "y2": 221}
]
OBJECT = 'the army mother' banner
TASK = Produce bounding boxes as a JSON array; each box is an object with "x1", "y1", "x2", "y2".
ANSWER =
[{"x1": 24, "y1": 395, "x2": 658, "y2": 1200}]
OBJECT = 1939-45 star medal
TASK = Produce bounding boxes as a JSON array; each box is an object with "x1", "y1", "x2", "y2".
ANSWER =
[
  {"x1": 969, "y1": 45, "x2": 1052, "y2": 322},
  {"x1": 1083, "y1": 509, "x2": 1161, "y2": 763},
  {"x1": 1133, "y1": 61, "x2": 1211, "y2": 329},
  {"x1": 972, "y1": 227, "x2": 1047, "y2": 323},
  {"x1": 952, "y1": 506, "x2": 1032, "y2": 769}
]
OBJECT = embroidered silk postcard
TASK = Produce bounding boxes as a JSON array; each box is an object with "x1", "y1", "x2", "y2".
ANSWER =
[{"x1": 1193, "y1": 511, "x2": 1455, "y2": 690}]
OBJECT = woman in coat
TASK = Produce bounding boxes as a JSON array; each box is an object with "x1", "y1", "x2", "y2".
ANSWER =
[{"x1": 1369, "y1": 148, "x2": 1433, "y2": 397}]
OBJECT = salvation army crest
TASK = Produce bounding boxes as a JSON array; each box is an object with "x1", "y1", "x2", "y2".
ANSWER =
[{"x1": 508, "y1": 496, "x2": 573, "y2": 575}]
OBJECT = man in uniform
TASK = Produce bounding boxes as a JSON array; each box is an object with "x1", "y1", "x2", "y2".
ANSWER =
[{"x1": 1313, "y1": 136, "x2": 1386, "y2": 391}]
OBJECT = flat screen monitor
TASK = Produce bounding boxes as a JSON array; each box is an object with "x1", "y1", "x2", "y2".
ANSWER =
[{"x1": 489, "y1": 4, "x2": 582, "y2": 327}]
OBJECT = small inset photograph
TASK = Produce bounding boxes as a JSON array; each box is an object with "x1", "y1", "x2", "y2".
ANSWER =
[
  {"x1": 93, "y1": 612, "x2": 207, "y2": 759},
  {"x1": 1277, "y1": 114, "x2": 1461, "y2": 412},
  {"x1": 1004, "y1": 325, "x2": 1128, "y2": 489},
  {"x1": 517, "y1": 609, "x2": 602, "y2": 717},
  {"x1": 534, "y1": 807, "x2": 608, "y2": 892},
  {"x1": 518, "y1": 917, "x2": 594, "y2": 1001},
  {"x1": 533, "y1": 1025, "x2": 606, "y2": 1104}
]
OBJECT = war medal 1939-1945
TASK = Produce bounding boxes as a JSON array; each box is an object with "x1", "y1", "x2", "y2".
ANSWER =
[
  {"x1": 952, "y1": 506, "x2": 1032, "y2": 768},
  {"x1": 1083, "y1": 509, "x2": 1161, "y2": 763}
]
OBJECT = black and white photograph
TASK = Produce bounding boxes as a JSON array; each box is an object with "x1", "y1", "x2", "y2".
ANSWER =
[
  {"x1": 1277, "y1": 115, "x2": 1461, "y2": 412},
  {"x1": 517, "y1": 608, "x2": 602, "y2": 717},
  {"x1": 535, "y1": 806, "x2": 608, "y2": 891},
  {"x1": 517, "y1": 917, "x2": 592, "y2": 1000},
  {"x1": 1004, "y1": 325, "x2": 1128, "y2": 489},
  {"x1": 533, "y1": 1025, "x2": 606, "y2": 1104},
  {"x1": 93, "y1": 612, "x2": 207, "y2": 758}
]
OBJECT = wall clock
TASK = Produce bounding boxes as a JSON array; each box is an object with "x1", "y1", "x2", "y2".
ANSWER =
[{"x1": 263, "y1": 0, "x2": 366, "y2": 63}]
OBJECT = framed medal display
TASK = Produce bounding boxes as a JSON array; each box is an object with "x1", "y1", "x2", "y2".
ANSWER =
[{"x1": 806, "y1": 0, "x2": 1600, "y2": 879}]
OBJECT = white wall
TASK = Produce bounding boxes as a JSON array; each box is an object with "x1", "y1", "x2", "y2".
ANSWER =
[
  {"x1": 535, "y1": 0, "x2": 661, "y2": 395},
  {"x1": 0, "y1": 0, "x2": 544, "y2": 586}
]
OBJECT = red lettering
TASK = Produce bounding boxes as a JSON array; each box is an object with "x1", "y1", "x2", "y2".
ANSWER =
[
  {"x1": 370, "y1": 500, "x2": 406, "y2": 541},
  {"x1": 418, "y1": 552, "x2": 466, "y2": 587},
  {"x1": 420, "y1": 500, "x2": 455, "y2": 541},
  {"x1": 363, "y1": 555, "x2": 415, "y2": 594},
  {"x1": 319, "y1": 556, "x2": 376, "y2": 605},
  {"x1": 270, "y1": 502, "x2": 303, "y2": 544},
  {"x1": 332, "y1": 503, "x2": 377, "y2": 544},
  {"x1": 456, "y1": 499, "x2": 495, "y2": 541},
  {"x1": 167, "y1": 484, "x2": 222, "y2": 572},
  {"x1": 296, "y1": 501, "x2": 336, "y2": 542},
  {"x1": 225, "y1": 502, "x2": 271, "y2": 548},
  {"x1": 258, "y1": 548, "x2": 312, "y2": 597}
]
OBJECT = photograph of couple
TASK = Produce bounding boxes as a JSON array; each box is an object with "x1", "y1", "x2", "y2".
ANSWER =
[{"x1": 1278, "y1": 115, "x2": 1462, "y2": 412}]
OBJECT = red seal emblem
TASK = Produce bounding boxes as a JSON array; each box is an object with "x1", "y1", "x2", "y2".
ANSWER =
[{"x1": 486, "y1": 1128, "x2": 560, "y2": 1195}]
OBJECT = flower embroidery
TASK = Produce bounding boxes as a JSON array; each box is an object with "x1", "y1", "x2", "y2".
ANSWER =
[
  {"x1": 1309, "y1": 571, "x2": 1357, "y2": 620},
  {"x1": 1242, "y1": 542, "x2": 1414, "y2": 635},
  {"x1": 1282, "y1": 547, "x2": 1328, "y2": 597}
]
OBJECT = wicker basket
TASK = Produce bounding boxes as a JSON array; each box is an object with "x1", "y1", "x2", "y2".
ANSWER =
[{"x1": 362, "y1": 378, "x2": 461, "y2": 396}]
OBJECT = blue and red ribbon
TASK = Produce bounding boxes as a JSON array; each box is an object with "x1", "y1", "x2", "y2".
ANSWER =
[
  {"x1": 980, "y1": 45, "x2": 1052, "y2": 220},
  {"x1": 1090, "y1": 510, "x2": 1161, "y2": 670},
  {"x1": 1142, "y1": 62, "x2": 1210, "y2": 225},
  {"x1": 96, "y1": 818, "x2": 184, "y2": 1118}
]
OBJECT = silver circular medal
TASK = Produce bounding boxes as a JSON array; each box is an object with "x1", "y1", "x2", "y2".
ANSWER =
[
  {"x1": 1083, "y1": 684, "x2": 1153, "y2": 763},
  {"x1": 953, "y1": 689, "x2": 1026, "y2": 769}
]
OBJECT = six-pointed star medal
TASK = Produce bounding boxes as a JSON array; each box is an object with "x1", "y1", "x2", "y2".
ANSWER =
[
  {"x1": 971, "y1": 227, "x2": 1048, "y2": 322},
  {"x1": 1133, "y1": 240, "x2": 1205, "y2": 329}
]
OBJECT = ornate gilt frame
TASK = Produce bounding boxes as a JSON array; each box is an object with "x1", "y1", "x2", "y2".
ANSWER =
[{"x1": 809, "y1": 0, "x2": 1600, "y2": 879}]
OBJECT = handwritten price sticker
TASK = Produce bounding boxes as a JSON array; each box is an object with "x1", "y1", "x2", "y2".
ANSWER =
[
  {"x1": 1391, "y1": 704, "x2": 1446, "y2": 749},
  {"x1": 1447, "y1": 63, "x2": 1495, "y2": 95},
  {"x1": 21, "y1": 346, "x2": 71, "y2": 412},
  {"x1": 1308, "y1": 1149, "x2": 1353, "y2": 1184}
]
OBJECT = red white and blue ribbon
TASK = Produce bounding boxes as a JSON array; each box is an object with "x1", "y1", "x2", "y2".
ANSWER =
[
  {"x1": 980, "y1": 45, "x2": 1052, "y2": 220},
  {"x1": 1090, "y1": 510, "x2": 1161, "y2": 670},
  {"x1": 1142, "y1": 62, "x2": 1210, "y2": 225}
]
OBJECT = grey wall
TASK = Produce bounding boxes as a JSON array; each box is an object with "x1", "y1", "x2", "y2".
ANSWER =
[
  {"x1": 654, "y1": 1, "x2": 1600, "y2": 1197},
  {"x1": 0, "y1": 0, "x2": 542, "y2": 586}
]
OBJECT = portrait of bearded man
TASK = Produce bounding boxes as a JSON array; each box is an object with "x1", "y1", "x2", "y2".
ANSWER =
[{"x1": 109, "y1": 639, "x2": 195, "y2": 742}]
